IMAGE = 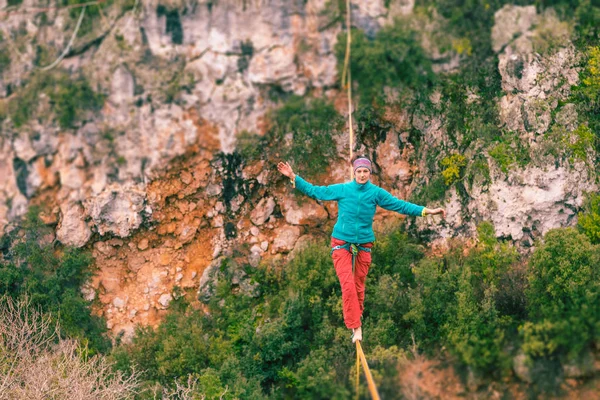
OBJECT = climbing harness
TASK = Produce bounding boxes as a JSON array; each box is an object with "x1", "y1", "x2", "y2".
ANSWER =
[
  {"x1": 340, "y1": 0, "x2": 381, "y2": 398},
  {"x1": 331, "y1": 242, "x2": 371, "y2": 279},
  {"x1": 331, "y1": 243, "x2": 371, "y2": 256}
]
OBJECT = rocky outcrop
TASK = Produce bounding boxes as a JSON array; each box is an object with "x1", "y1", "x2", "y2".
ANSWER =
[
  {"x1": 416, "y1": 5, "x2": 597, "y2": 246},
  {"x1": 1, "y1": 1, "x2": 596, "y2": 336}
]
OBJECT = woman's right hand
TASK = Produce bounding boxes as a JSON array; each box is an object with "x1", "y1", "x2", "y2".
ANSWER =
[{"x1": 277, "y1": 162, "x2": 295, "y2": 180}]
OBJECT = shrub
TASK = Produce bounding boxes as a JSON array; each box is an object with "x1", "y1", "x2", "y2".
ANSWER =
[
  {"x1": 64, "y1": 0, "x2": 116, "y2": 36},
  {"x1": 570, "y1": 45, "x2": 600, "y2": 149},
  {"x1": 0, "y1": 50, "x2": 10, "y2": 74},
  {"x1": 578, "y1": 193, "x2": 600, "y2": 244},
  {"x1": 404, "y1": 254, "x2": 461, "y2": 348},
  {"x1": 50, "y1": 75, "x2": 105, "y2": 128},
  {"x1": 442, "y1": 223, "x2": 518, "y2": 374},
  {"x1": 543, "y1": 123, "x2": 595, "y2": 165},
  {"x1": 445, "y1": 273, "x2": 509, "y2": 374},
  {"x1": 521, "y1": 228, "x2": 600, "y2": 360},
  {"x1": 334, "y1": 22, "x2": 435, "y2": 106},
  {"x1": 268, "y1": 96, "x2": 342, "y2": 179},
  {"x1": 582, "y1": 47, "x2": 600, "y2": 99},
  {"x1": 441, "y1": 154, "x2": 467, "y2": 185},
  {"x1": 531, "y1": 10, "x2": 572, "y2": 54},
  {"x1": 236, "y1": 130, "x2": 265, "y2": 162},
  {"x1": 0, "y1": 207, "x2": 110, "y2": 354},
  {"x1": 0, "y1": 296, "x2": 139, "y2": 399},
  {"x1": 410, "y1": 175, "x2": 447, "y2": 204},
  {"x1": 8, "y1": 72, "x2": 104, "y2": 129}
]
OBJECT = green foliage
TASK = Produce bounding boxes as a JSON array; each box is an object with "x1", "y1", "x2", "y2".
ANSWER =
[
  {"x1": 441, "y1": 154, "x2": 467, "y2": 185},
  {"x1": 0, "y1": 207, "x2": 110, "y2": 354},
  {"x1": 489, "y1": 143, "x2": 515, "y2": 173},
  {"x1": 63, "y1": 0, "x2": 116, "y2": 36},
  {"x1": 569, "y1": 123, "x2": 595, "y2": 161},
  {"x1": 406, "y1": 222, "x2": 521, "y2": 376},
  {"x1": 570, "y1": 45, "x2": 600, "y2": 153},
  {"x1": 543, "y1": 123, "x2": 595, "y2": 165},
  {"x1": 522, "y1": 228, "x2": 600, "y2": 360},
  {"x1": 445, "y1": 276, "x2": 509, "y2": 374},
  {"x1": 574, "y1": 0, "x2": 600, "y2": 47},
  {"x1": 8, "y1": 72, "x2": 104, "y2": 129},
  {"x1": 437, "y1": 69, "x2": 503, "y2": 149},
  {"x1": 268, "y1": 96, "x2": 342, "y2": 179},
  {"x1": 113, "y1": 235, "x2": 429, "y2": 397},
  {"x1": 531, "y1": 10, "x2": 572, "y2": 55},
  {"x1": 354, "y1": 105, "x2": 392, "y2": 147},
  {"x1": 0, "y1": 49, "x2": 10, "y2": 74},
  {"x1": 488, "y1": 133, "x2": 531, "y2": 173},
  {"x1": 51, "y1": 76, "x2": 105, "y2": 128},
  {"x1": 578, "y1": 193, "x2": 600, "y2": 244},
  {"x1": 235, "y1": 131, "x2": 265, "y2": 162},
  {"x1": 581, "y1": 46, "x2": 600, "y2": 102},
  {"x1": 334, "y1": 21, "x2": 435, "y2": 106},
  {"x1": 441, "y1": 223, "x2": 519, "y2": 374},
  {"x1": 465, "y1": 154, "x2": 491, "y2": 188},
  {"x1": 410, "y1": 175, "x2": 447, "y2": 204}
]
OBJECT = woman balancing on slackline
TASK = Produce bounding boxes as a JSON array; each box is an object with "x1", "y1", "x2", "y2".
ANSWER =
[{"x1": 277, "y1": 156, "x2": 446, "y2": 343}]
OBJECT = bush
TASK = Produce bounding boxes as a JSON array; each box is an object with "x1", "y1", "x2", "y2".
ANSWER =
[
  {"x1": 63, "y1": 0, "x2": 116, "y2": 36},
  {"x1": 570, "y1": 45, "x2": 600, "y2": 153},
  {"x1": 8, "y1": 72, "x2": 104, "y2": 129},
  {"x1": 0, "y1": 50, "x2": 10, "y2": 74},
  {"x1": 441, "y1": 154, "x2": 467, "y2": 185},
  {"x1": 578, "y1": 193, "x2": 600, "y2": 244},
  {"x1": 0, "y1": 296, "x2": 139, "y2": 399},
  {"x1": 268, "y1": 96, "x2": 342, "y2": 179},
  {"x1": 522, "y1": 228, "x2": 600, "y2": 360},
  {"x1": 410, "y1": 175, "x2": 447, "y2": 204},
  {"x1": 50, "y1": 75, "x2": 105, "y2": 128},
  {"x1": 445, "y1": 272, "x2": 509, "y2": 374},
  {"x1": 236, "y1": 130, "x2": 265, "y2": 162},
  {"x1": 334, "y1": 22, "x2": 435, "y2": 106},
  {"x1": 0, "y1": 207, "x2": 110, "y2": 354},
  {"x1": 488, "y1": 132, "x2": 531, "y2": 173},
  {"x1": 581, "y1": 47, "x2": 600, "y2": 99}
]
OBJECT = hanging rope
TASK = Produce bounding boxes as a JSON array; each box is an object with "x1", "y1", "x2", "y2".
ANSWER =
[
  {"x1": 341, "y1": 0, "x2": 354, "y2": 180},
  {"x1": 37, "y1": 5, "x2": 87, "y2": 71}
]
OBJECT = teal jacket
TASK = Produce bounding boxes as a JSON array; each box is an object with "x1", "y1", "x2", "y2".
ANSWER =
[{"x1": 295, "y1": 176, "x2": 425, "y2": 244}]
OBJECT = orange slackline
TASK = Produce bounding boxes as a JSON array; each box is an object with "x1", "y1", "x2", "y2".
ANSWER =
[
  {"x1": 342, "y1": 4, "x2": 381, "y2": 398},
  {"x1": 356, "y1": 341, "x2": 381, "y2": 400}
]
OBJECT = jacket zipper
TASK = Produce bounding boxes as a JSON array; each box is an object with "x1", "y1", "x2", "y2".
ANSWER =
[{"x1": 355, "y1": 190, "x2": 361, "y2": 243}]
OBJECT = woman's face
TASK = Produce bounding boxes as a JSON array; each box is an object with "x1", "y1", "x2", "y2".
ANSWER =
[{"x1": 355, "y1": 167, "x2": 371, "y2": 184}]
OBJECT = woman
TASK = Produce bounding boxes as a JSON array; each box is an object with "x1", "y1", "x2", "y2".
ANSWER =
[{"x1": 277, "y1": 156, "x2": 446, "y2": 343}]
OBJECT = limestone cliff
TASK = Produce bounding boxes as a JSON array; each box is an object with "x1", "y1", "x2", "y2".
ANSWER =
[{"x1": 0, "y1": 0, "x2": 596, "y2": 337}]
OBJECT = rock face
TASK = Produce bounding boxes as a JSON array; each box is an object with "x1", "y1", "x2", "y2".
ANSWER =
[
  {"x1": 416, "y1": 5, "x2": 597, "y2": 246},
  {"x1": 491, "y1": 5, "x2": 537, "y2": 53},
  {"x1": 56, "y1": 202, "x2": 92, "y2": 248},
  {"x1": 0, "y1": 1, "x2": 596, "y2": 336},
  {"x1": 281, "y1": 197, "x2": 329, "y2": 226}
]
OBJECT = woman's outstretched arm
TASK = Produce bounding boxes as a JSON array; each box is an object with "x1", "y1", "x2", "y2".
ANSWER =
[
  {"x1": 377, "y1": 188, "x2": 446, "y2": 218},
  {"x1": 277, "y1": 161, "x2": 344, "y2": 201}
]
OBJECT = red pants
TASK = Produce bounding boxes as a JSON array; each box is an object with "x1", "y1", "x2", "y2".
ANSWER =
[{"x1": 331, "y1": 238, "x2": 373, "y2": 329}]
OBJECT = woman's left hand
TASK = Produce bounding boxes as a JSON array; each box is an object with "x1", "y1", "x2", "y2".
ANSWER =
[{"x1": 425, "y1": 207, "x2": 446, "y2": 219}]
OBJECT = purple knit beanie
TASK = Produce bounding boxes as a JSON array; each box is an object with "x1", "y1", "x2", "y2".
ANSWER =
[{"x1": 353, "y1": 157, "x2": 372, "y2": 173}]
